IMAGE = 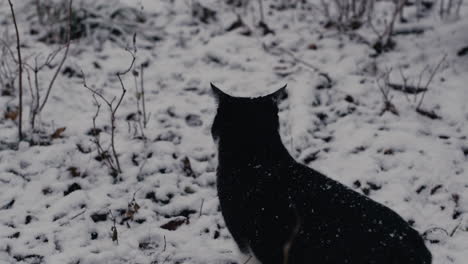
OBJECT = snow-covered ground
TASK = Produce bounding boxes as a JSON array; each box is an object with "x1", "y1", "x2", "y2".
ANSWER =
[{"x1": 0, "y1": 0, "x2": 467, "y2": 263}]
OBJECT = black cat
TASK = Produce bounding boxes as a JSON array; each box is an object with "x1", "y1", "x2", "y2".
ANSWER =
[{"x1": 210, "y1": 83, "x2": 432, "y2": 264}]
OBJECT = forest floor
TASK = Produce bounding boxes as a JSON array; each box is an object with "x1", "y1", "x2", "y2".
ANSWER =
[{"x1": 0, "y1": 0, "x2": 467, "y2": 263}]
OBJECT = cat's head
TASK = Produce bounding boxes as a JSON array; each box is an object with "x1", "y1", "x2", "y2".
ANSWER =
[{"x1": 210, "y1": 83, "x2": 287, "y2": 142}]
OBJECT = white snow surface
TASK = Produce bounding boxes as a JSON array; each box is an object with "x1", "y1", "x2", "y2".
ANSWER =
[{"x1": 0, "y1": 0, "x2": 467, "y2": 263}]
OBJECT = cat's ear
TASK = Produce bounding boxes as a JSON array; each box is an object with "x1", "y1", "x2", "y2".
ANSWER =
[
  {"x1": 211, "y1": 83, "x2": 231, "y2": 103},
  {"x1": 270, "y1": 84, "x2": 288, "y2": 104}
]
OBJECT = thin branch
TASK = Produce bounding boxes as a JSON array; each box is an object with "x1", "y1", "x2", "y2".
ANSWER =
[
  {"x1": 376, "y1": 67, "x2": 399, "y2": 116},
  {"x1": 416, "y1": 54, "x2": 447, "y2": 109},
  {"x1": 268, "y1": 46, "x2": 333, "y2": 85},
  {"x1": 382, "y1": 0, "x2": 407, "y2": 45},
  {"x1": 415, "y1": 65, "x2": 430, "y2": 103},
  {"x1": 116, "y1": 33, "x2": 136, "y2": 76},
  {"x1": 38, "y1": 0, "x2": 72, "y2": 112},
  {"x1": 70, "y1": 209, "x2": 86, "y2": 220},
  {"x1": 0, "y1": 39, "x2": 18, "y2": 64},
  {"x1": 82, "y1": 70, "x2": 112, "y2": 105},
  {"x1": 113, "y1": 76, "x2": 127, "y2": 116},
  {"x1": 113, "y1": 75, "x2": 127, "y2": 173},
  {"x1": 91, "y1": 95, "x2": 116, "y2": 171},
  {"x1": 397, "y1": 66, "x2": 411, "y2": 103},
  {"x1": 140, "y1": 65, "x2": 148, "y2": 128},
  {"x1": 199, "y1": 199, "x2": 204, "y2": 217},
  {"x1": 81, "y1": 38, "x2": 136, "y2": 177},
  {"x1": 8, "y1": 0, "x2": 23, "y2": 142}
]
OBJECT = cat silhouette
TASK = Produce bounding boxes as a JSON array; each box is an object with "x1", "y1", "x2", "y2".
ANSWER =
[{"x1": 211, "y1": 83, "x2": 432, "y2": 264}]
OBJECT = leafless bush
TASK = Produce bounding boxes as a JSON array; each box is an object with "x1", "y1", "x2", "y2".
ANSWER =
[
  {"x1": 414, "y1": 55, "x2": 447, "y2": 119},
  {"x1": 382, "y1": 55, "x2": 447, "y2": 119},
  {"x1": 369, "y1": 0, "x2": 407, "y2": 54},
  {"x1": 3, "y1": 0, "x2": 72, "y2": 146},
  {"x1": 31, "y1": 0, "x2": 146, "y2": 48},
  {"x1": 376, "y1": 67, "x2": 399, "y2": 116},
  {"x1": 321, "y1": 0, "x2": 410, "y2": 54},
  {"x1": 321, "y1": 0, "x2": 375, "y2": 30},
  {"x1": 439, "y1": 0, "x2": 464, "y2": 20},
  {"x1": 24, "y1": 0, "x2": 72, "y2": 132},
  {"x1": 83, "y1": 79, "x2": 126, "y2": 178},
  {"x1": 82, "y1": 39, "x2": 135, "y2": 179}
]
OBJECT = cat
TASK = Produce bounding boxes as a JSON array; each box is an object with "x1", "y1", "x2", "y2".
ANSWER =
[{"x1": 210, "y1": 83, "x2": 432, "y2": 264}]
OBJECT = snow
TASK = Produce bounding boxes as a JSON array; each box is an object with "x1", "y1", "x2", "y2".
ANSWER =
[{"x1": 0, "y1": 0, "x2": 467, "y2": 263}]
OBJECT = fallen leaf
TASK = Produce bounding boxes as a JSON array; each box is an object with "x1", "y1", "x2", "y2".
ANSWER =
[
  {"x1": 308, "y1": 43, "x2": 318, "y2": 50},
  {"x1": 4, "y1": 110, "x2": 18, "y2": 120},
  {"x1": 51, "y1": 127, "x2": 66, "y2": 139},
  {"x1": 160, "y1": 217, "x2": 188, "y2": 231}
]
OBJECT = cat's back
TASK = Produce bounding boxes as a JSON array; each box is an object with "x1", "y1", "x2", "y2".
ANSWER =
[{"x1": 284, "y1": 163, "x2": 432, "y2": 264}]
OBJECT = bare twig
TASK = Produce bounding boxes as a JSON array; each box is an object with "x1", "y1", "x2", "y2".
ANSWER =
[
  {"x1": 416, "y1": 55, "x2": 447, "y2": 109},
  {"x1": 91, "y1": 95, "x2": 116, "y2": 171},
  {"x1": 82, "y1": 40, "x2": 136, "y2": 177},
  {"x1": 132, "y1": 69, "x2": 146, "y2": 139},
  {"x1": 199, "y1": 199, "x2": 204, "y2": 217},
  {"x1": 397, "y1": 66, "x2": 411, "y2": 103},
  {"x1": 321, "y1": 0, "x2": 375, "y2": 31},
  {"x1": 84, "y1": 81, "x2": 123, "y2": 175},
  {"x1": 8, "y1": 0, "x2": 23, "y2": 142},
  {"x1": 27, "y1": 1, "x2": 72, "y2": 131},
  {"x1": 70, "y1": 209, "x2": 86, "y2": 220},
  {"x1": 382, "y1": 0, "x2": 407, "y2": 45},
  {"x1": 140, "y1": 65, "x2": 148, "y2": 128},
  {"x1": 267, "y1": 46, "x2": 333, "y2": 87},
  {"x1": 37, "y1": 0, "x2": 72, "y2": 113},
  {"x1": 376, "y1": 67, "x2": 399, "y2": 116},
  {"x1": 450, "y1": 221, "x2": 462, "y2": 237},
  {"x1": 368, "y1": 0, "x2": 407, "y2": 54},
  {"x1": 82, "y1": 74, "x2": 112, "y2": 105},
  {"x1": 58, "y1": 209, "x2": 87, "y2": 226},
  {"x1": 116, "y1": 33, "x2": 137, "y2": 76},
  {"x1": 112, "y1": 75, "x2": 126, "y2": 173}
]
